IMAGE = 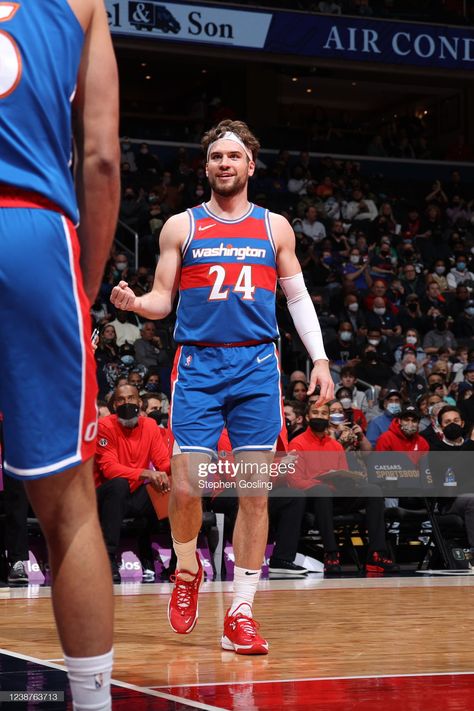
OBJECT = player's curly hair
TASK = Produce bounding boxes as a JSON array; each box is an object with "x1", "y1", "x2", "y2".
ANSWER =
[{"x1": 201, "y1": 119, "x2": 260, "y2": 162}]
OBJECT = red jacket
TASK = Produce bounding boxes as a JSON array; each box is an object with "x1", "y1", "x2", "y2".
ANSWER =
[
  {"x1": 375, "y1": 418, "x2": 429, "y2": 464},
  {"x1": 289, "y1": 428, "x2": 348, "y2": 490},
  {"x1": 94, "y1": 415, "x2": 170, "y2": 492}
]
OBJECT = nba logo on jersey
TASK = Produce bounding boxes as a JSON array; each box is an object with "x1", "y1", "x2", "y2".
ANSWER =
[{"x1": 185, "y1": 355, "x2": 193, "y2": 367}]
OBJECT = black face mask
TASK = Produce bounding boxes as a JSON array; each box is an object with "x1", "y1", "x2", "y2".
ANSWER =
[
  {"x1": 443, "y1": 423, "x2": 464, "y2": 441},
  {"x1": 116, "y1": 403, "x2": 140, "y2": 425},
  {"x1": 308, "y1": 417, "x2": 328, "y2": 433}
]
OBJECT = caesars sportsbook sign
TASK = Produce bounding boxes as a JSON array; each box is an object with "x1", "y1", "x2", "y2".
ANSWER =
[{"x1": 106, "y1": 1, "x2": 474, "y2": 69}]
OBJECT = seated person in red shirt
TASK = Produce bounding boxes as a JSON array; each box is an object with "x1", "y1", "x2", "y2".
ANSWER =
[
  {"x1": 289, "y1": 401, "x2": 398, "y2": 575},
  {"x1": 375, "y1": 404, "x2": 429, "y2": 458},
  {"x1": 95, "y1": 384, "x2": 170, "y2": 581}
]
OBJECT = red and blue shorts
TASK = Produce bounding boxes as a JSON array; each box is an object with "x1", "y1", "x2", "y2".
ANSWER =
[
  {"x1": 169, "y1": 342, "x2": 283, "y2": 457},
  {"x1": 0, "y1": 190, "x2": 97, "y2": 479}
]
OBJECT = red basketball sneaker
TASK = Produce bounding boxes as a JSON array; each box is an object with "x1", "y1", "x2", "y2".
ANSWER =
[
  {"x1": 168, "y1": 554, "x2": 203, "y2": 634},
  {"x1": 221, "y1": 604, "x2": 269, "y2": 655}
]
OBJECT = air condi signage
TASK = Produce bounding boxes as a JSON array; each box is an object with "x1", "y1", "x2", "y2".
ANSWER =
[{"x1": 106, "y1": 1, "x2": 474, "y2": 69}]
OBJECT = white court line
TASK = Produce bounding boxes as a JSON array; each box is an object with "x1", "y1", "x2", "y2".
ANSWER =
[
  {"x1": 0, "y1": 648, "x2": 227, "y2": 711},
  {"x1": 151, "y1": 668, "x2": 474, "y2": 689}
]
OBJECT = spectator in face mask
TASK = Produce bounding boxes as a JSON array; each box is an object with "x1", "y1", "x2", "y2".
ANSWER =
[
  {"x1": 338, "y1": 365, "x2": 369, "y2": 413},
  {"x1": 94, "y1": 384, "x2": 171, "y2": 582},
  {"x1": 447, "y1": 285, "x2": 470, "y2": 320},
  {"x1": 355, "y1": 346, "x2": 393, "y2": 387},
  {"x1": 363, "y1": 328, "x2": 394, "y2": 365},
  {"x1": 325, "y1": 322, "x2": 360, "y2": 366},
  {"x1": 142, "y1": 369, "x2": 169, "y2": 414},
  {"x1": 341, "y1": 247, "x2": 372, "y2": 291},
  {"x1": 428, "y1": 406, "x2": 474, "y2": 555},
  {"x1": 366, "y1": 297, "x2": 401, "y2": 339},
  {"x1": 366, "y1": 390, "x2": 403, "y2": 447},
  {"x1": 429, "y1": 259, "x2": 449, "y2": 292},
  {"x1": 398, "y1": 294, "x2": 424, "y2": 334},
  {"x1": 423, "y1": 317, "x2": 457, "y2": 355},
  {"x1": 447, "y1": 254, "x2": 474, "y2": 290},
  {"x1": 335, "y1": 386, "x2": 367, "y2": 431},
  {"x1": 454, "y1": 300, "x2": 474, "y2": 340},
  {"x1": 118, "y1": 342, "x2": 136, "y2": 370},
  {"x1": 284, "y1": 400, "x2": 306, "y2": 441},
  {"x1": 420, "y1": 401, "x2": 445, "y2": 447},
  {"x1": 394, "y1": 329, "x2": 425, "y2": 364},
  {"x1": 386, "y1": 353, "x2": 427, "y2": 404},
  {"x1": 375, "y1": 404, "x2": 429, "y2": 455},
  {"x1": 338, "y1": 294, "x2": 367, "y2": 336}
]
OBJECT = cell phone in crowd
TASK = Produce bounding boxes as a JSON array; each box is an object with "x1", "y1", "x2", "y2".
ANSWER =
[{"x1": 91, "y1": 328, "x2": 99, "y2": 343}]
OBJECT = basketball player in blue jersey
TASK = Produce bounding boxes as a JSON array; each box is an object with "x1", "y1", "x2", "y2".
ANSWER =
[
  {"x1": 112, "y1": 119, "x2": 333, "y2": 654},
  {"x1": 0, "y1": 1, "x2": 119, "y2": 708}
]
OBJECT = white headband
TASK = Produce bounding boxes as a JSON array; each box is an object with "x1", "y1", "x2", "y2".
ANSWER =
[{"x1": 206, "y1": 131, "x2": 253, "y2": 162}]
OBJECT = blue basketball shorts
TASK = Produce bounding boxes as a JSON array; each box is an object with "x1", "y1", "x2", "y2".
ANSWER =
[
  {"x1": 169, "y1": 342, "x2": 283, "y2": 457},
  {"x1": 0, "y1": 196, "x2": 98, "y2": 479}
]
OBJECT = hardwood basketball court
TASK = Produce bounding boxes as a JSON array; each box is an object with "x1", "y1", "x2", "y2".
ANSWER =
[{"x1": 1, "y1": 575, "x2": 474, "y2": 709}]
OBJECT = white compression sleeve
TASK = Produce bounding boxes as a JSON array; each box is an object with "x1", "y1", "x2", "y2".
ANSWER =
[{"x1": 279, "y1": 272, "x2": 328, "y2": 362}]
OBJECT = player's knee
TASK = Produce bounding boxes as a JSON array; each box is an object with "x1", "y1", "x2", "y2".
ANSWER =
[
  {"x1": 238, "y1": 496, "x2": 268, "y2": 515},
  {"x1": 171, "y1": 480, "x2": 200, "y2": 507}
]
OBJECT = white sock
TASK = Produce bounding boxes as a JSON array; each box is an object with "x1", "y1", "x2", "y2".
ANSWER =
[
  {"x1": 64, "y1": 649, "x2": 113, "y2": 711},
  {"x1": 229, "y1": 566, "x2": 261, "y2": 617},
  {"x1": 173, "y1": 536, "x2": 199, "y2": 581}
]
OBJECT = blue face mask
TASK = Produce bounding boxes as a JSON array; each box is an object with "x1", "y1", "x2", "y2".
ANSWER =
[
  {"x1": 457, "y1": 262, "x2": 466, "y2": 271},
  {"x1": 386, "y1": 402, "x2": 401, "y2": 415},
  {"x1": 466, "y1": 308, "x2": 474, "y2": 317},
  {"x1": 121, "y1": 355, "x2": 134, "y2": 366}
]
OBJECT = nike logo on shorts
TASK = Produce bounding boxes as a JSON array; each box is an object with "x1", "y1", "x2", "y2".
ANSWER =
[
  {"x1": 245, "y1": 571, "x2": 259, "y2": 575},
  {"x1": 198, "y1": 224, "x2": 216, "y2": 231},
  {"x1": 256, "y1": 353, "x2": 273, "y2": 364}
]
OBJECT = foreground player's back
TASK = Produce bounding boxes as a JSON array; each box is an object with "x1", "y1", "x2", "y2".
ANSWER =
[{"x1": 0, "y1": 0, "x2": 83, "y2": 222}]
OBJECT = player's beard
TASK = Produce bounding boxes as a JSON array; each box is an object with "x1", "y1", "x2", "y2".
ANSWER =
[{"x1": 208, "y1": 171, "x2": 247, "y2": 197}]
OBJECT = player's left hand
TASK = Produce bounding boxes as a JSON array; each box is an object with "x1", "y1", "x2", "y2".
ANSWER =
[{"x1": 307, "y1": 359, "x2": 334, "y2": 406}]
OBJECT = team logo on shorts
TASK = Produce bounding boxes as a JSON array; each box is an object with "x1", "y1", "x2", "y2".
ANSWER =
[
  {"x1": 99, "y1": 438, "x2": 108, "y2": 447},
  {"x1": 184, "y1": 355, "x2": 192, "y2": 367}
]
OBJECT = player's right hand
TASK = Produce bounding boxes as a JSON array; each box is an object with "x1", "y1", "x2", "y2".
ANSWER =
[{"x1": 110, "y1": 280, "x2": 137, "y2": 311}]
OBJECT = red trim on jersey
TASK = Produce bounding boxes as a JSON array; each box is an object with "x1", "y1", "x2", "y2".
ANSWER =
[
  {"x1": 193, "y1": 217, "x2": 269, "y2": 240},
  {"x1": 63, "y1": 218, "x2": 98, "y2": 464},
  {"x1": 183, "y1": 339, "x2": 274, "y2": 347},
  {"x1": 180, "y1": 263, "x2": 277, "y2": 291},
  {"x1": 168, "y1": 345, "x2": 182, "y2": 432},
  {"x1": 0, "y1": 185, "x2": 64, "y2": 214}
]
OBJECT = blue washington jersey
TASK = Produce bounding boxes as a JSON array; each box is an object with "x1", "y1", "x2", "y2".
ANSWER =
[
  {"x1": 0, "y1": 1, "x2": 83, "y2": 223},
  {"x1": 174, "y1": 203, "x2": 279, "y2": 344}
]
